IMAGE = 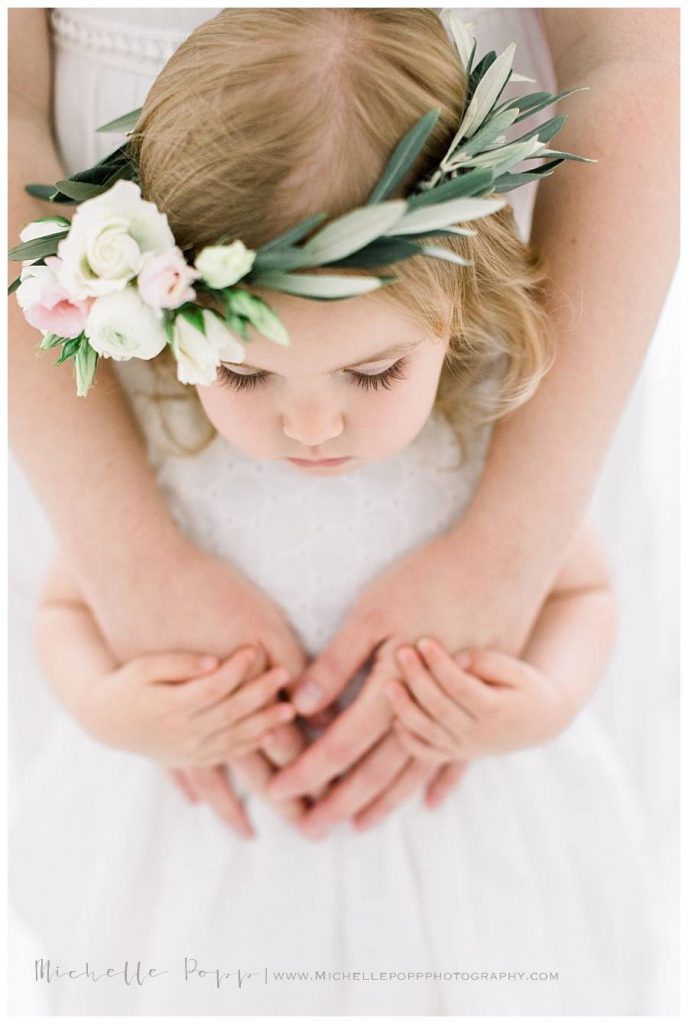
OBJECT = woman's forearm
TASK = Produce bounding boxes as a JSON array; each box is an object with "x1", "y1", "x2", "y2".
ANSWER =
[
  {"x1": 453, "y1": 10, "x2": 679, "y2": 624},
  {"x1": 9, "y1": 9, "x2": 183, "y2": 609}
]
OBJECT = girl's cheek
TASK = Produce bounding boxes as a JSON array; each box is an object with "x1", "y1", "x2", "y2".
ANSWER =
[{"x1": 196, "y1": 387, "x2": 263, "y2": 446}]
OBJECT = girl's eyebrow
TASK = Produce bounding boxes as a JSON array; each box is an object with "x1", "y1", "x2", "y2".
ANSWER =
[{"x1": 228, "y1": 338, "x2": 423, "y2": 374}]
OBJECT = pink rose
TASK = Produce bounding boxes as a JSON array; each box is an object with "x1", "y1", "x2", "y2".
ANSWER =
[
  {"x1": 18, "y1": 256, "x2": 92, "y2": 337},
  {"x1": 137, "y1": 248, "x2": 199, "y2": 313}
]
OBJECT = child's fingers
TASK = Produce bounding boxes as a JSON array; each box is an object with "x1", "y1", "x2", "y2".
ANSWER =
[
  {"x1": 392, "y1": 722, "x2": 452, "y2": 765},
  {"x1": 199, "y1": 667, "x2": 291, "y2": 731},
  {"x1": 384, "y1": 680, "x2": 457, "y2": 753},
  {"x1": 395, "y1": 647, "x2": 473, "y2": 734},
  {"x1": 132, "y1": 652, "x2": 220, "y2": 684},
  {"x1": 461, "y1": 648, "x2": 532, "y2": 688},
  {"x1": 207, "y1": 701, "x2": 296, "y2": 757},
  {"x1": 182, "y1": 646, "x2": 262, "y2": 712},
  {"x1": 416, "y1": 638, "x2": 492, "y2": 716}
]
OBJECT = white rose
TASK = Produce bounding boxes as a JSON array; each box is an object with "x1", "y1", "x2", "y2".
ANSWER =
[
  {"x1": 85, "y1": 286, "x2": 168, "y2": 362},
  {"x1": 172, "y1": 309, "x2": 245, "y2": 386},
  {"x1": 57, "y1": 180, "x2": 175, "y2": 301},
  {"x1": 194, "y1": 240, "x2": 255, "y2": 289}
]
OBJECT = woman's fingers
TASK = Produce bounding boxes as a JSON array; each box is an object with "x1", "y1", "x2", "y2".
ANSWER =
[
  {"x1": 353, "y1": 758, "x2": 435, "y2": 831},
  {"x1": 424, "y1": 760, "x2": 470, "y2": 808},
  {"x1": 178, "y1": 765, "x2": 255, "y2": 838},
  {"x1": 164, "y1": 766, "x2": 199, "y2": 803},
  {"x1": 289, "y1": 612, "x2": 381, "y2": 715},
  {"x1": 297, "y1": 733, "x2": 409, "y2": 840},
  {"x1": 232, "y1": 752, "x2": 306, "y2": 823},
  {"x1": 261, "y1": 722, "x2": 308, "y2": 767},
  {"x1": 267, "y1": 686, "x2": 391, "y2": 801}
]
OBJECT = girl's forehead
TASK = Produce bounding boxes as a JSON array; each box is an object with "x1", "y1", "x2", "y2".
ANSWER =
[
  {"x1": 237, "y1": 336, "x2": 426, "y2": 377},
  {"x1": 241, "y1": 290, "x2": 429, "y2": 372}
]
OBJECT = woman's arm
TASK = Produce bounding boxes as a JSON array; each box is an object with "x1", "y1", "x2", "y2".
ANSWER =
[
  {"x1": 9, "y1": 9, "x2": 309, "y2": 816},
  {"x1": 9, "y1": 9, "x2": 307, "y2": 672},
  {"x1": 9, "y1": 10, "x2": 185, "y2": 633},
  {"x1": 456, "y1": 6, "x2": 680, "y2": 641},
  {"x1": 271, "y1": 8, "x2": 678, "y2": 825}
]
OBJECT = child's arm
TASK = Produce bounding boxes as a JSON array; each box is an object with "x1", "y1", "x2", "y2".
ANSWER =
[
  {"x1": 383, "y1": 524, "x2": 616, "y2": 761},
  {"x1": 36, "y1": 555, "x2": 296, "y2": 765},
  {"x1": 517, "y1": 523, "x2": 617, "y2": 713}
]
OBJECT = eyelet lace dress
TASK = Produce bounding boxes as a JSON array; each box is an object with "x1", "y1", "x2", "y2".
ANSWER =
[{"x1": 8, "y1": 7, "x2": 675, "y2": 1016}]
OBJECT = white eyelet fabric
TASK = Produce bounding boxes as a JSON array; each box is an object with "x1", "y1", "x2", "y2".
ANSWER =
[{"x1": 8, "y1": 8, "x2": 676, "y2": 1017}]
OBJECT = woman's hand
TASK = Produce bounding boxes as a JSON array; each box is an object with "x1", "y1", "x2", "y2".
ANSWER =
[
  {"x1": 385, "y1": 639, "x2": 572, "y2": 763},
  {"x1": 88, "y1": 539, "x2": 309, "y2": 675},
  {"x1": 289, "y1": 528, "x2": 538, "y2": 716},
  {"x1": 267, "y1": 658, "x2": 470, "y2": 839},
  {"x1": 268, "y1": 527, "x2": 542, "y2": 828}
]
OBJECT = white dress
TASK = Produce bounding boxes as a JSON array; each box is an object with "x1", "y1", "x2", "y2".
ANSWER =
[{"x1": 8, "y1": 7, "x2": 677, "y2": 1016}]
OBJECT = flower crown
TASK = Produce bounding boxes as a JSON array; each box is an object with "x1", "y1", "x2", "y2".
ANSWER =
[{"x1": 8, "y1": 16, "x2": 591, "y2": 396}]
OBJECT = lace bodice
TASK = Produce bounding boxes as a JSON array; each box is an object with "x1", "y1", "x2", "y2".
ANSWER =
[{"x1": 49, "y1": 8, "x2": 219, "y2": 67}]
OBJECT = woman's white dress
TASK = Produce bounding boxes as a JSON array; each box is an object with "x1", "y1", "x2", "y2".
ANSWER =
[{"x1": 8, "y1": 7, "x2": 678, "y2": 1016}]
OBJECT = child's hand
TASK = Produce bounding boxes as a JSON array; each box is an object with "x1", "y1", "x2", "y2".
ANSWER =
[
  {"x1": 80, "y1": 645, "x2": 296, "y2": 767},
  {"x1": 384, "y1": 638, "x2": 572, "y2": 763}
]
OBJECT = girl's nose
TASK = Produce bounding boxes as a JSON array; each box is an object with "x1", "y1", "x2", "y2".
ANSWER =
[{"x1": 281, "y1": 400, "x2": 344, "y2": 447}]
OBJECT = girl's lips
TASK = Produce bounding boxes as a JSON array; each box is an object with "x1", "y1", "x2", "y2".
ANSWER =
[{"x1": 287, "y1": 457, "x2": 351, "y2": 467}]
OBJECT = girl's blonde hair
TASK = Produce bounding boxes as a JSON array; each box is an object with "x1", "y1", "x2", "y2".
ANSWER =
[{"x1": 131, "y1": 8, "x2": 551, "y2": 458}]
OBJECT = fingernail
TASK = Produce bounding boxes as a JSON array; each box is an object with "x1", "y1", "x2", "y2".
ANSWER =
[
  {"x1": 294, "y1": 681, "x2": 322, "y2": 714},
  {"x1": 198, "y1": 655, "x2": 218, "y2": 670},
  {"x1": 397, "y1": 647, "x2": 416, "y2": 665},
  {"x1": 416, "y1": 637, "x2": 434, "y2": 655}
]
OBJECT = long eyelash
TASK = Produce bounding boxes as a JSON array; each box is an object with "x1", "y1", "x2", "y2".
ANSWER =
[
  {"x1": 217, "y1": 365, "x2": 268, "y2": 392},
  {"x1": 349, "y1": 357, "x2": 408, "y2": 391},
  {"x1": 216, "y1": 357, "x2": 409, "y2": 394}
]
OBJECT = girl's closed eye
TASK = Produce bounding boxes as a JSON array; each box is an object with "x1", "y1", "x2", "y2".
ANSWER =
[{"x1": 217, "y1": 358, "x2": 408, "y2": 393}]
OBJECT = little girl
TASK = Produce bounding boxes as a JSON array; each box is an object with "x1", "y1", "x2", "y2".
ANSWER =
[{"x1": 10, "y1": 9, "x2": 661, "y2": 1016}]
